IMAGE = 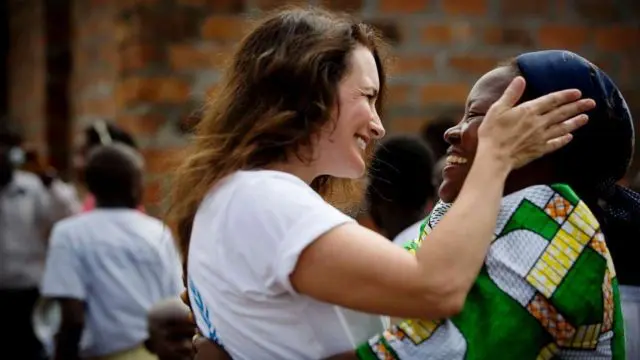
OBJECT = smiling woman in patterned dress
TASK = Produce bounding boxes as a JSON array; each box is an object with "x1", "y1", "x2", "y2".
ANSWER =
[{"x1": 352, "y1": 50, "x2": 639, "y2": 360}]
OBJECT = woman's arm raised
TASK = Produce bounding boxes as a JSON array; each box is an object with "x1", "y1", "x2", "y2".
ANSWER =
[{"x1": 291, "y1": 77, "x2": 595, "y2": 319}]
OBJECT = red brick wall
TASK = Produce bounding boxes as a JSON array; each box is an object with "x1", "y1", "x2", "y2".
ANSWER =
[
  {"x1": 71, "y1": 0, "x2": 118, "y2": 134},
  {"x1": 8, "y1": 0, "x2": 46, "y2": 153},
  {"x1": 7, "y1": 0, "x2": 640, "y2": 214}
]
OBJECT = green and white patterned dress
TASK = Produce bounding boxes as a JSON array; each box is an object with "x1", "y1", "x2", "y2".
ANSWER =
[{"x1": 357, "y1": 184, "x2": 626, "y2": 359}]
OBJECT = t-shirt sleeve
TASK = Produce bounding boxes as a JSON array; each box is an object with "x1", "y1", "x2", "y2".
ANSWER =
[
  {"x1": 40, "y1": 224, "x2": 87, "y2": 300},
  {"x1": 227, "y1": 176, "x2": 355, "y2": 295}
]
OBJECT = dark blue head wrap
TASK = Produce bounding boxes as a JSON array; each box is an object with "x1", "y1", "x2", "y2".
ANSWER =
[{"x1": 516, "y1": 50, "x2": 639, "y2": 285}]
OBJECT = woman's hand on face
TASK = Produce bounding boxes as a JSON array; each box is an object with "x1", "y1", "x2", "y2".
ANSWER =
[{"x1": 478, "y1": 76, "x2": 595, "y2": 170}]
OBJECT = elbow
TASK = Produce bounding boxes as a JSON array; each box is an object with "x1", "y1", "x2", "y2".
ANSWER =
[
  {"x1": 417, "y1": 277, "x2": 468, "y2": 319},
  {"x1": 436, "y1": 290, "x2": 466, "y2": 318}
]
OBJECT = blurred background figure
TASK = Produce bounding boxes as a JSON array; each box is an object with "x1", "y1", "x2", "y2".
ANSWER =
[
  {"x1": 20, "y1": 143, "x2": 83, "y2": 215},
  {"x1": 0, "y1": 123, "x2": 79, "y2": 360},
  {"x1": 73, "y1": 121, "x2": 140, "y2": 212},
  {"x1": 39, "y1": 144, "x2": 182, "y2": 360},
  {"x1": 366, "y1": 135, "x2": 436, "y2": 245}
]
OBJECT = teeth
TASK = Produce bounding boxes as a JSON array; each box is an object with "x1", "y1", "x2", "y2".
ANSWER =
[
  {"x1": 446, "y1": 155, "x2": 468, "y2": 165},
  {"x1": 356, "y1": 137, "x2": 367, "y2": 150}
]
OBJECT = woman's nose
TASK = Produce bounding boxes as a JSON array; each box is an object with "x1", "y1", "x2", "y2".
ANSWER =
[
  {"x1": 443, "y1": 126, "x2": 461, "y2": 145},
  {"x1": 370, "y1": 117, "x2": 386, "y2": 140}
]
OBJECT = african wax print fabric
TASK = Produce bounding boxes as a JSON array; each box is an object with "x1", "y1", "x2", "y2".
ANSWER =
[{"x1": 357, "y1": 184, "x2": 626, "y2": 360}]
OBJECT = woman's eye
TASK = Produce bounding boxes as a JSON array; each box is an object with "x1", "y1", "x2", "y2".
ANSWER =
[{"x1": 465, "y1": 113, "x2": 484, "y2": 122}]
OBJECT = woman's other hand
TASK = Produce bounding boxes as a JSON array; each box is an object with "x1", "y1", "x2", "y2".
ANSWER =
[{"x1": 146, "y1": 298, "x2": 195, "y2": 360}]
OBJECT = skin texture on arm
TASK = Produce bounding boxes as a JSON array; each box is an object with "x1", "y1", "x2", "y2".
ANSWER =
[
  {"x1": 53, "y1": 298, "x2": 85, "y2": 360},
  {"x1": 291, "y1": 78, "x2": 594, "y2": 319}
]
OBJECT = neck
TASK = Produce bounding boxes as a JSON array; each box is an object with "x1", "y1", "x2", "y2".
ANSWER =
[
  {"x1": 379, "y1": 207, "x2": 427, "y2": 240},
  {"x1": 504, "y1": 160, "x2": 557, "y2": 196},
  {"x1": 95, "y1": 198, "x2": 137, "y2": 209},
  {"x1": 268, "y1": 157, "x2": 320, "y2": 185}
]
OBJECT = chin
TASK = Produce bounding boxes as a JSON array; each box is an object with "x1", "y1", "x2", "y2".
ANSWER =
[
  {"x1": 347, "y1": 157, "x2": 367, "y2": 178},
  {"x1": 438, "y1": 182, "x2": 460, "y2": 204}
]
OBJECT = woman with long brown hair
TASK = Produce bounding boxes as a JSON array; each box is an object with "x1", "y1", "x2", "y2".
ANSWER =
[{"x1": 167, "y1": 7, "x2": 593, "y2": 360}]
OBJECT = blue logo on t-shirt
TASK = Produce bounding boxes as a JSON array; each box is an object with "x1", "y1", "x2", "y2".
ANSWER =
[{"x1": 188, "y1": 277, "x2": 223, "y2": 346}]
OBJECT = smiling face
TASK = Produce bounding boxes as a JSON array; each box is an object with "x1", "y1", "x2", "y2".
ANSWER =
[
  {"x1": 438, "y1": 66, "x2": 516, "y2": 203},
  {"x1": 313, "y1": 45, "x2": 386, "y2": 179}
]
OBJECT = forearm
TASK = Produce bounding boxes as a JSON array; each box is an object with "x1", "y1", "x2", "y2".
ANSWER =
[
  {"x1": 54, "y1": 325, "x2": 83, "y2": 360},
  {"x1": 52, "y1": 298, "x2": 86, "y2": 360},
  {"x1": 416, "y1": 144, "x2": 510, "y2": 308},
  {"x1": 291, "y1": 145, "x2": 510, "y2": 319}
]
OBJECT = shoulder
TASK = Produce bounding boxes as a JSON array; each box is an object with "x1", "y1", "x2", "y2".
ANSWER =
[
  {"x1": 499, "y1": 184, "x2": 586, "y2": 218},
  {"x1": 201, "y1": 170, "x2": 327, "y2": 219},
  {"x1": 133, "y1": 211, "x2": 170, "y2": 232},
  {"x1": 501, "y1": 183, "x2": 586, "y2": 207},
  {"x1": 231, "y1": 170, "x2": 320, "y2": 202},
  {"x1": 135, "y1": 213, "x2": 176, "y2": 248},
  {"x1": 193, "y1": 170, "x2": 353, "y2": 257},
  {"x1": 51, "y1": 212, "x2": 89, "y2": 231},
  {"x1": 12, "y1": 171, "x2": 45, "y2": 195},
  {"x1": 495, "y1": 183, "x2": 601, "y2": 237},
  {"x1": 13, "y1": 170, "x2": 41, "y2": 186},
  {"x1": 48, "y1": 213, "x2": 89, "y2": 248},
  {"x1": 502, "y1": 184, "x2": 558, "y2": 207},
  {"x1": 100, "y1": 210, "x2": 175, "y2": 248},
  {"x1": 50, "y1": 210, "x2": 120, "y2": 241}
]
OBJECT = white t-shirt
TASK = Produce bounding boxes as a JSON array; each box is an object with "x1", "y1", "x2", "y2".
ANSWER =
[
  {"x1": 0, "y1": 171, "x2": 80, "y2": 289},
  {"x1": 188, "y1": 170, "x2": 387, "y2": 360},
  {"x1": 40, "y1": 209, "x2": 183, "y2": 357}
]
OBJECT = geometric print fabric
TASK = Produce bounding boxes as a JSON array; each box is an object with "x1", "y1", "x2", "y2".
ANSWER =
[{"x1": 356, "y1": 184, "x2": 626, "y2": 360}]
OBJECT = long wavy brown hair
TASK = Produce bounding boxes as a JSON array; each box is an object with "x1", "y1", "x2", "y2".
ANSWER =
[{"x1": 167, "y1": 7, "x2": 388, "y2": 264}]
